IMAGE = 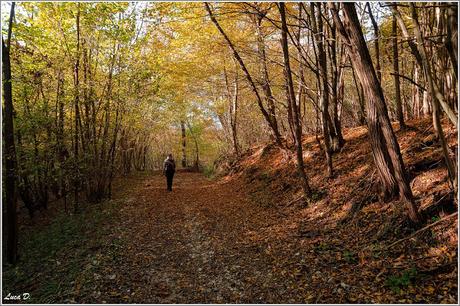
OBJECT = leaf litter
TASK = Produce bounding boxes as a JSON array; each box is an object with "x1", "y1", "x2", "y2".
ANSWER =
[{"x1": 2, "y1": 118, "x2": 457, "y2": 304}]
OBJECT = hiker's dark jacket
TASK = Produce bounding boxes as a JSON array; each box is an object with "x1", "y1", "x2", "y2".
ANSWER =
[{"x1": 163, "y1": 158, "x2": 176, "y2": 175}]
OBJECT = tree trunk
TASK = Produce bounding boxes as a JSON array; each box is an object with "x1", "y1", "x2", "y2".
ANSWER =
[
  {"x1": 391, "y1": 4, "x2": 457, "y2": 127},
  {"x1": 392, "y1": 14, "x2": 405, "y2": 129},
  {"x1": 422, "y1": 89, "x2": 431, "y2": 117},
  {"x1": 56, "y1": 69, "x2": 67, "y2": 201},
  {"x1": 366, "y1": 2, "x2": 381, "y2": 81},
  {"x1": 328, "y1": 15, "x2": 345, "y2": 151},
  {"x1": 351, "y1": 65, "x2": 366, "y2": 125},
  {"x1": 333, "y1": 45, "x2": 346, "y2": 148},
  {"x1": 2, "y1": 2, "x2": 18, "y2": 264},
  {"x1": 186, "y1": 121, "x2": 200, "y2": 170},
  {"x1": 73, "y1": 4, "x2": 81, "y2": 212},
  {"x1": 311, "y1": 3, "x2": 333, "y2": 177},
  {"x1": 445, "y1": 4, "x2": 458, "y2": 81},
  {"x1": 181, "y1": 120, "x2": 187, "y2": 167},
  {"x1": 255, "y1": 14, "x2": 281, "y2": 145},
  {"x1": 413, "y1": 64, "x2": 422, "y2": 118},
  {"x1": 107, "y1": 100, "x2": 121, "y2": 199},
  {"x1": 330, "y1": 2, "x2": 422, "y2": 224},
  {"x1": 408, "y1": 3, "x2": 457, "y2": 192},
  {"x1": 223, "y1": 61, "x2": 241, "y2": 156},
  {"x1": 205, "y1": 3, "x2": 283, "y2": 147},
  {"x1": 279, "y1": 3, "x2": 312, "y2": 198},
  {"x1": 230, "y1": 64, "x2": 240, "y2": 156}
]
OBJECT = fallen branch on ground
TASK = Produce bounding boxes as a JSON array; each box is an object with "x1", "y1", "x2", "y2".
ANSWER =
[
  {"x1": 385, "y1": 212, "x2": 458, "y2": 249},
  {"x1": 286, "y1": 195, "x2": 304, "y2": 206}
]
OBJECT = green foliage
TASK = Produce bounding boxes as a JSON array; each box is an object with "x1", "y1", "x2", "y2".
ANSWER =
[
  {"x1": 310, "y1": 189, "x2": 326, "y2": 202},
  {"x1": 343, "y1": 250, "x2": 357, "y2": 263},
  {"x1": 315, "y1": 242, "x2": 330, "y2": 252},
  {"x1": 385, "y1": 268, "x2": 418, "y2": 293},
  {"x1": 2, "y1": 198, "x2": 124, "y2": 303},
  {"x1": 202, "y1": 164, "x2": 216, "y2": 179},
  {"x1": 259, "y1": 171, "x2": 272, "y2": 182},
  {"x1": 368, "y1": 243, "x2": 382, "y2": 259}
]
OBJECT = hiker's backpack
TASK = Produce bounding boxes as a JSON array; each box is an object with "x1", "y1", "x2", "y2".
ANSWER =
[{"x1": 164, "y1": 160, "x2": 174, "y2": 173}]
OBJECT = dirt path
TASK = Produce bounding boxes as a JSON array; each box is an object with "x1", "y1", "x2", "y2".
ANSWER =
[
  {"x1": 4, "y1": 119, "x2": 457, "y2": 304},
  {"x1": 5, "y1": 171, "x2": 456, "y2": 304},
  {"x1": 88, "y1": 172, "x2": 298, "y2": 303}
]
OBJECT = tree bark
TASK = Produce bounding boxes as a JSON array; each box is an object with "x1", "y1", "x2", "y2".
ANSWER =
[
  {"x1": 366, "y1": 2, "x2": 381, "y2": 81},
  {"x1": 2, "y1": 2, "x2": 18, "y2": 264},
  {"x1": 279, "y1": 3, "x2": 312, "y2": 198},
  {"x1": 205, "y1": 2, "x2": 283, "y2": 147},
  {"x1": 186, "y1": 121, "x2": 200, "y2": 170},
  {"x1": 333, "y1": 45, "x2": 346, "y2": 148},
  {"x1": 223, "y1": 62, "x2": 240, "y2": 156},
  {"x1": 254, "y1": 13, "x2": 282, "y2": 145},
  {"x1": 413, "y1": 63, "x2": 421, "y2": 118},
  {"x1": 181, "y1": 120, "x2": 187, "y2": 167},
  {"x1": 422, "y1": 89, "x2": 430, "y2": 117},
  {"x1": 392, "y1": 14, "x2": 405, "y2": 129},
  {"x1": 408, "y1": 3, "x2": 457, "y2": 192},
  {"x1": 230, "y1": 64, "x2": 240, "y2": 156},
  {"x1": 391, "y1": 4, "x2": 457, "y2": 127},
  {"x1": 73, "y1": 4, "x2": 81, "y2": 212},
  {"x1": 351, "y1": 65, "x2": 366, "y2": 125},
  {"x1": 445, "y1": 4, "x2": 458, "y2": 81},
  {"x1": 329, "y1": 2, "x2": 422, "y2": 224},
  {"x1": 328, "y1": 13, "x2": 345, "y2": 151},
  {"x1": 311, "y1": 3, "x2": 333, "y2": 177}
]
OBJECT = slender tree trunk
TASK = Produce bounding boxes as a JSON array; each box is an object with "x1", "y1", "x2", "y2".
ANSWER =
[
  {"x1": 230, "y1": 65, "x2": 240, "y2": 156},
  {"x1": 445, "y1": 4, "x2": 458, "y2": 81},
  {"x1": 181, "y1": 120, "x2": 187, "y2": 167},
  {"x1": 186, "y1": 121, "x2": 200, "y2": 170},
  {"x1": 408, "y1": 3, "x2": 457, "y2": 192},
  {"x1": 333, "y1": 45, "x2": 346, "y2": 148},
  {"x1": 279, "y1": 3, "x2": 311, "y2": 198},
  {"x1": 296, "y1": 3, "x2": 306, "y2": 139},
  {"x1": 413, "y1": 64, "x2": 422, "y2": 118},
  {"x1": 311, "y1": 3, "x2": 333, "y2": 177},
  {"x1": 327, "y1": 15, "x2": 345, "y2": 151},
  {"x1": 391, "y1": 4, "x2": 457, "y2": 127},
  {"x1": 255, "y1": 14, "x2": 281, "y2": 144},
  {"x1": 2, "y1": 2, "x2": 18, "y2": 264},
  {"x1": 39, "y1": 80, "x2": 50, "y2": 210},
  {"x1": 366, "y1": 2, "x2": 381, "y2": 81},
  {"x1": 56, "y1": 69, "x2": 66, "y2": 199},
  {"x1": 73, "y1": 4, "x2": 81, "y2": 212},
  {"x1": 330, "y1": 2, "x2": 422, "y2": 224},
  {"x1": 392, "y1": 14, "x2": 405, "y2": 129},
  {"x1": 422, "y1": 89, "x2": 430, "y2": 117},
  {"x1": 108, "y1": 100, "x2": 121, "y2": 199},
  {"x1": 204, "y1": 2, "x2": 283, "y2": 147}
]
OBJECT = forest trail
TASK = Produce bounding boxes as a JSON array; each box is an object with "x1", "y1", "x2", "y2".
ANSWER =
[
  {"x1": 4, "y1": 120, "x2": 457, "y2": 304},
  {"x1": 3, "y1": 2, "x2": 458, "y2": 304},
  {"x1": 5, "y1": 161, "x2": 457, "y2": 304},
  {"x1": 88, "y1": 172, "x2": 293, "y2": 304}
]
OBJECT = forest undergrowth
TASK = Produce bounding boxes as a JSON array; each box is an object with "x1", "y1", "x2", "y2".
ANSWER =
[
  {"x1": 2, "y1": 118, "x2": 457, "y2": 304},
  {"x1": 218, "y1": 117, "x2": 458, "y2": 303}
]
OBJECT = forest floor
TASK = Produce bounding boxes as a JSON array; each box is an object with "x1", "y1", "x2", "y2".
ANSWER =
[{"x1": 2, "y1": 118, "x2": 458, "y2": 304}]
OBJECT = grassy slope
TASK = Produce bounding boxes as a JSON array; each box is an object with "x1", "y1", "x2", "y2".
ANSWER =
[{"x1": 2, "y1": 175, "x2": 148, "y2": 303}]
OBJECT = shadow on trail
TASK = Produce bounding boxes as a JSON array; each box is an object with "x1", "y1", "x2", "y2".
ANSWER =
[{"x1": 85, "y1": 172, "x2": 289, "y2": 304}]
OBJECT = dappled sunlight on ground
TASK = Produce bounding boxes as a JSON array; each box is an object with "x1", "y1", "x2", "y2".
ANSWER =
[{"x1": 221, "y1": 117, "x2": 457, "y2": 303}]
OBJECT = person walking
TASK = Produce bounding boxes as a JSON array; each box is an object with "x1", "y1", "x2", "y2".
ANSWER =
[{"x1": 163, "y1": 154, "x2": 176, "y2": 191}]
